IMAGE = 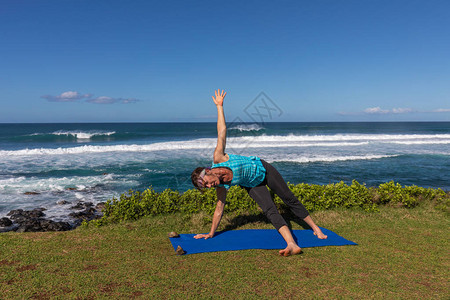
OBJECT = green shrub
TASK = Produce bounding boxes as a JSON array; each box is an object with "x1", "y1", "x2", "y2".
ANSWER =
[
  {"x1": 223, "y1": 186, "x2": 258, "y2": 214},
  {"x1": 284, "y1": 180, "x2": 377, "y2": 212},
  {"x1": 377, "y1": 181, "x2": 418, "y2": 208},
  {"x1": 85, "y1": 181, "x2": 449, "y2": 227}
]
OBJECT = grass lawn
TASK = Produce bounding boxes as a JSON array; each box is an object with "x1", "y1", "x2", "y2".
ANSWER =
[{"x1": 1, "y1": 204, "x2": 449, "y2": 299}]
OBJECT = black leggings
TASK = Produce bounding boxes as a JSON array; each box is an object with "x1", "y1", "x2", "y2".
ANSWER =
[{"x1": 243, "y1": 160, "x2": 310, "y2": 230}]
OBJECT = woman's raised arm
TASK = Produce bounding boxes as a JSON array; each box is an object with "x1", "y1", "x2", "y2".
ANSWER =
[{"x1": 212, "y1": 89, "x2": 227, "y2": 163}]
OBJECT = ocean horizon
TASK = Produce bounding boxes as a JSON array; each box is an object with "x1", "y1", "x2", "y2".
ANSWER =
[{"x1": 1, "y1": 122, "x2": 449, "y2": 222}]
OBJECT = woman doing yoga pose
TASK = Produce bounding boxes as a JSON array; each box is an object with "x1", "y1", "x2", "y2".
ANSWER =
[{"x1": 191, "y1": 89, "x2": 327, "y2": 256}]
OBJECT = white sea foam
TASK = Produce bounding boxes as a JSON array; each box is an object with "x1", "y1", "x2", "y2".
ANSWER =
[
  {"x1": 391, "y1": 140, "x2": 450, "y2": 145},
  {"x1": 270, "y1": 154, "x2": 399, "y2": 164},
  {"x1": 0, "y1": 174, "x2": 117, "y2": 194},
  {"x1": 29, "y1": 130, "x2": 116, "y2": 140},
  {"x1": 228, "y1": 124, "x2": 264, "y2": 132},
  {"x1": 0, "y1": 141, "x2": 371, "y2": 156},
  {"x1": 234, "y1": 133, "x2": 450, "y2": 142},
  {"x1": 1, "y1": 133, "x2": 449, "y2": 157},
  {"x1": 0, "y1": 173, "x2": 139, "y2": 219},
  {"x1": 54, "y1": 130, "x2": 116, "y2": 139}
]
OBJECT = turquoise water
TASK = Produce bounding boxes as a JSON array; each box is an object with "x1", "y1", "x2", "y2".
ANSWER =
[{"x1": 0, "y1": 122, "x2": 449, "y2": 220}]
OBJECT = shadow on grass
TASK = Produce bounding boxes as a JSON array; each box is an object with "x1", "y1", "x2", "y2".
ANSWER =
[{"x1": 222, "y1": 209, "x2": 312, "y2": 232}]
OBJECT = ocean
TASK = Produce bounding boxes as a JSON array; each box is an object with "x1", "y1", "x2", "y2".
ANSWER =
[{"x1": 0, "y1": 122, "x2": 449, "y2": 221}]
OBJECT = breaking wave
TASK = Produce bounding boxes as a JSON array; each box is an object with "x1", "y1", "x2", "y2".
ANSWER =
[{"x1": 2, "y1": 133, "x2": 449, "y2": 156}]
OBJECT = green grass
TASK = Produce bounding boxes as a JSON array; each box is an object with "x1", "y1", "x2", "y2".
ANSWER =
[{"x1": 1, "y1": 205, "x2": 449, "y2": 299}]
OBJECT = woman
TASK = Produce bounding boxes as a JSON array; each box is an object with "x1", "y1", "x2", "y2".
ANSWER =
[{"x1": 191, "y1": 89, "x2": 327, "y2": 256}]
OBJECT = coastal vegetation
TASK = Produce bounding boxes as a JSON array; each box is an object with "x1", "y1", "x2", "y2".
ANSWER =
[{"x1": 87, "y1": 180, "x2": 449, "y2": 227}]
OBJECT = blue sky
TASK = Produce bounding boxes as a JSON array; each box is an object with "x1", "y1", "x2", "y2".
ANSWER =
[{"x1": 1, "y1": 0, "x2": 449, "y2": 123}]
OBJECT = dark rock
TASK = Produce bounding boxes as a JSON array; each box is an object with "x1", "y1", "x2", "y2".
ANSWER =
[
  {"x1": 68, "y1": 205, "x2": 103, "y2": 228},
  {"x1": 1, "y1": 202, "x2": 106, "y2": 233},
  {"x1": 68, "y1": 207, "x2": 99, "y2": 222},
  {"x1": 8, "y1": 215, "x2": 29, "y2": 224},
  {"x1": 2, "y1": 208, "x2": 71, "y2": 233},
  {"x1": 16, "y1": 226, "x2": 28, "y2": 233},
  {"x1": 168, "y1": 231, "x2": 179, "y2": 238},
  {"x1": 176, "y1": 245, "x2": 185, "y2": 255},
  {"x1": 24, "y1": 192, "x2": 40, "y2": 195},
  {"x1": 95, "y1": 202, "x2": 106, "y2": 211},
  {"x1": 40, "y1": 220, "x2": 72, "y2": 231},
  {"x1": 14, "y1": 218, "x2": 72, "y2": 232},
  {"x1": 0, "y1": 217, "x2": 13, "y2": 227},
  {"x1": 70, "y1": 203, "x2": 84, "y2": 210},
  {"x1": 57, "y1": 200, "x2": 70, "y2": 205},
  {"x1": 15, "y1": 218, "x2": 43, "y2": 232},
  {"x1": 0, "y1": 224, "x2": 19, "y2": 233},
  {"x1": 7, "y1": 209, "x2": 23, "y2": 216},
  {"x1": 8, "y1": 208, "x2": 46, "y2": 220},
  {"x1": 70, "y1": 201, "x2": 94, "y2": 210},
  {"x1": 8, "y1": 215, "x2": 25, "y2": 224},
  {"x1": 29, "y1": 208, "x2": 46, "y2": 218}
]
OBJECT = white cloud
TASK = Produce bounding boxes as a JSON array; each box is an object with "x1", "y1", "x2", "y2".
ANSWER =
[
  {"x1": 432, "y1": 108, "x2": 450, "y2": 113},
  {"x1": 60, "y1": 91, "x2": 81, "y2": 99},
  {"x1": 363, "y1": 107, "x2": 413, "y2": 114},
  {"x1": 364, "y1": 107, "x2": 389, "y2": 114},
  {"x1": 340, "y1": 106, "x2": 449, "y2": 117},
  {"x1": 88, "y1": 96, "x2": 116, "y2": 104},
  {"x1": 42, "y1": 91, "x2": 91, "y2": 102},
  {"x1": 42, "y1": 91, "x2": 139, "y2": 104},
  {"x1": 392, "y1": 108, "x2": 413, "y2": 114},
  {"x1": 87, "y1": 96, "x2": 140, "y2": 104},
  {"x1": 121, "y1": 98, "x2": 139, "y2": 104}
]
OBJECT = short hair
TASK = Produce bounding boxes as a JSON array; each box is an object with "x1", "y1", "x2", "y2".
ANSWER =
[{"x1": 191, "y1": 167, "x2": 206, "y2": 191}]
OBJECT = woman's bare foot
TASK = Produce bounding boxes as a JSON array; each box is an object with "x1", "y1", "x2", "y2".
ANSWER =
[
  {"x1": 313, "y1": 230, "x2": 328, "y2": 239},
  {"x1": 302, "y1": 216, "x2": 328, "y2": 240},
  {"x1": 278, "y1": 242, "x2": 302, "y2": 257}
]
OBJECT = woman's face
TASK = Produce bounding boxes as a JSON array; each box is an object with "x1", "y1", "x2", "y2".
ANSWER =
[{"x1": 202, "y1": 171, "x2": 220, "y2": 188}]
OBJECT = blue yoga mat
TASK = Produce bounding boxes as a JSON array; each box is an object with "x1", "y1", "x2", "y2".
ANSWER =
[{"x1": 169, "y1": 227, "x2": 357, "y2": 255}]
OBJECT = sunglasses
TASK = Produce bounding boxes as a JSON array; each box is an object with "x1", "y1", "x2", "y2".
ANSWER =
[{"x1": 197, "y1": 167, "x2": 211, "y2": 188}]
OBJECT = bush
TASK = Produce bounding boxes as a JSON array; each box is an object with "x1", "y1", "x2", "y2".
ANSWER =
[
  {"x1": 86, "y1": 181, "x2": 449, "y2": 227},
  {"x1": 375, "y1": 181, "x2": 415, "y2": 207}
]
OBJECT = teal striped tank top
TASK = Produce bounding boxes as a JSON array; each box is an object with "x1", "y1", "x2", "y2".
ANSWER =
[{"x1": 211, "y1": 153, "x2": 266, "y2": 189}]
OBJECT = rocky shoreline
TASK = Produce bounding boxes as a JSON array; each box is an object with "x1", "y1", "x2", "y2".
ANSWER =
[{"x1": 0, "y1": 201, "x2": 105, "y2": 233}]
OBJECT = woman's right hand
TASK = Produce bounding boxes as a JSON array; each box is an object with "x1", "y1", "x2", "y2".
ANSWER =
[
  {"x1": 212, "y1": 89, "x2": 226, "y2": 106},
  {"x1": 194, "y1": 233, "x2": 214, "y2": 240}
]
